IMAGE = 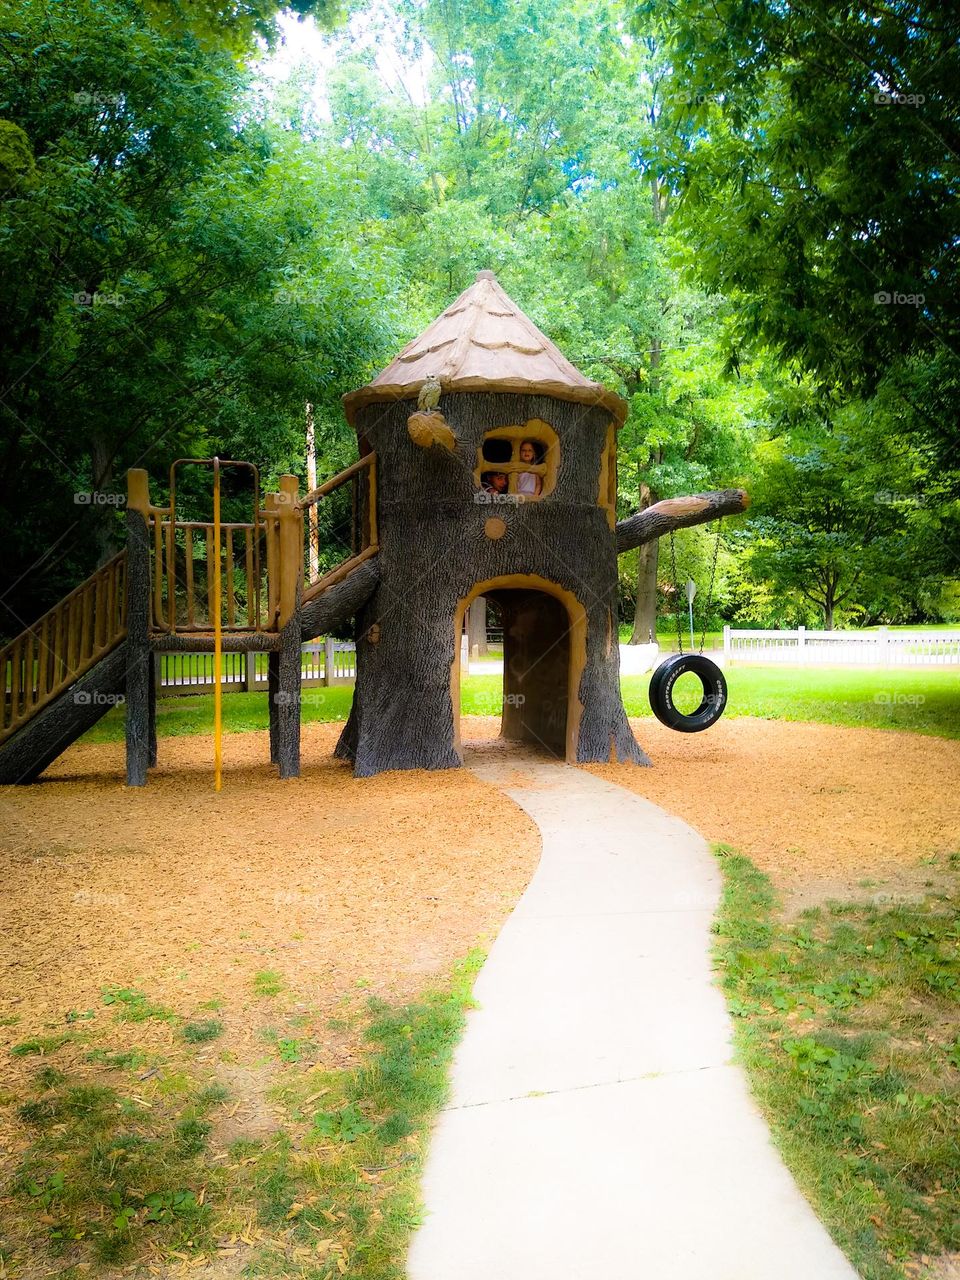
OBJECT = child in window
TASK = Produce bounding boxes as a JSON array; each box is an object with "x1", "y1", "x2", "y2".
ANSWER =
[
  {"x1": 516, "y1": 440, "x2": 543, "y2": 497},
  {"x1": 482, "y1": 471, "x2": 509, "y2": 495}
]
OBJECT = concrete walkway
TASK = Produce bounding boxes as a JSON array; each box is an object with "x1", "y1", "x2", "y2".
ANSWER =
[{"x1": 407, "y1": 758, "x2": 860, "y2": 1280}]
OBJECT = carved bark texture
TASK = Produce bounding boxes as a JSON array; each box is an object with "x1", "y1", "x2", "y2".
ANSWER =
[
  {"x1": 336, "y1": 392, "x2": 649, "y2": 777},
  {"x1": 300, "y1": 557, "x2": 381, "y2": 641},
  {"x1": 616, "y1": 489, "x2": 749, "y2": 553}
]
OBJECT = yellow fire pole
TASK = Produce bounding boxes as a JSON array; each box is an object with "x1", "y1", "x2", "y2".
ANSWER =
[{"x1": 212, "y1": 456, "x2": 223, "y2": 792}]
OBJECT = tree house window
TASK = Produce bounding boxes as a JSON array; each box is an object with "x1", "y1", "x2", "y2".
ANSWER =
[{"x1": 475, "y1": 420, "x2": 559, "y2": 499}]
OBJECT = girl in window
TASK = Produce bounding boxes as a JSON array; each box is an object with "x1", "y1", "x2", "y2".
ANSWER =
[{"x1": 516, "y1": 440, "x2": 543, "y2": 497}]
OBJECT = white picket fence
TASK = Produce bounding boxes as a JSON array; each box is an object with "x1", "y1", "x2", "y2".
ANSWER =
[
  {"x1": 723, "y1": 626, "x2": 960, "y2": 667},
  {"x1": 158, "y1": 639, "x2": 357, "y2": 695}
]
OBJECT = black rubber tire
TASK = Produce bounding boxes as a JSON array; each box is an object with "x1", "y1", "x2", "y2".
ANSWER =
[{"x1": 648, "y1": 653, "x2": 727, "y2": 733}]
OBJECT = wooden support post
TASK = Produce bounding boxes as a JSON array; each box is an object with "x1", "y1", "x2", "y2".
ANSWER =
[
  {"x1": 324, "y1": 635, "x2": 334, "y2": 686},
  {"x1": 267, "y1": 651, "x2": 279, "y2": 764},
  {"x1": 275, "y1": 474, "x2": 302, "y2": 630},
  {"x1": 148, "y1": 650, "x2": 157, "y2": 768},
  {"x1": 245, "y1": 650, "x2": 257, "y2": 692},
  {"x1": 267, "y1": 474, "x2": 303, "y2": 779},
  {"x1": 125, "y1": 469, "x2": 152, "y2": 786},
  {"x1": 275, "y1": 617, "x2": 301, "y2": 779}
]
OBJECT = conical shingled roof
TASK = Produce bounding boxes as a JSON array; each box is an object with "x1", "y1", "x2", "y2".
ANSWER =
[{"x1": 342, "y1": 271, "x2": 627, "y2": 427}]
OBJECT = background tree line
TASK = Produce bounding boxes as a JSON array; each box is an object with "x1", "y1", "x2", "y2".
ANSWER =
[{"x1": 1, "y1": 0, "x2": 956, "y2": 638}]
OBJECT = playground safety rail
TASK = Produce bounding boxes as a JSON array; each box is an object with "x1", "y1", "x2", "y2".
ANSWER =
[
  {"x1": 0, "y1": 551, "x2": 127, "y2": 745},
  {"x1": 300, "y1": 454, "x2": 378, "y2": 601}
]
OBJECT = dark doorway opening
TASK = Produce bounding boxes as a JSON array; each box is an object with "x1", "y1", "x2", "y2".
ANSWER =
[{"x1": 484, "y1": 588, "x2": 571, "y2": 758}]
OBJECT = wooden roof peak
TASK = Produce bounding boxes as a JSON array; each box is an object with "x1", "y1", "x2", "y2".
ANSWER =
[{"x1": 342, "y1": 272, "x2": 627, "y2": 426}]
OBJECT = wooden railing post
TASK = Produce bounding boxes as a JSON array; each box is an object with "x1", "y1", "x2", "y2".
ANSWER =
[
  {"x1": 276, "y1": 474, "x2": 302, "y2": 631},
  {"x1": 265, "y1": 474, "x2": 303, "y2": 779}
]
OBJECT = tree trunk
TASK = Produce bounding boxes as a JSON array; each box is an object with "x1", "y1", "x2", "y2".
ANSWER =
[
  {"x1": 305, "y1": 401, "x2": 319, "y2": 582},
  {"x1": 467, "y1": 595, "x2": 487, "y2": 656},
  {"x1": 336, "y1": 393, "x2": 649, "y2": 775},
  {"x1": 629, "y1": 539, "x2": 659, "y2": 644}
]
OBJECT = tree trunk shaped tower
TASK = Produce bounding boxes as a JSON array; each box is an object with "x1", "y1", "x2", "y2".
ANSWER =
[{"x1": 336, "y1": 271, "x2": 747, "y2": 776}]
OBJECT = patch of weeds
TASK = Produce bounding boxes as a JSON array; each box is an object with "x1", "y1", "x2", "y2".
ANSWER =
[
  {"x1": 85, "y1": 1048, "x2": 149, "y2": 1071},
  {"x1": 181, "y1": 1019, "x2": 223, "y2": 1045},
  {"x1": 260, "y1": 1028, "x2": 314, "y2": 1065},
  {"x1": 197, "y1": 1083, "x2": 229, "y2": 1108},
  {"x1": 715, "y1": 848, "x2": 960, "y2": 1280},
  {"x1": 101, "y1": 986, "x2": 174, "y2": 1024},
  {"x1": 11, "y1": 1034, "x2": 71, "y2": 1057},
  {"x1": 173, "y1": 1118, "x2": 211, "y2": 1158},
  {"x1": 253, "y1": 970, "x2": 285, "y2": 998},
  {"x1": 243, "y1": 952, "x2": 484, "y2": 1277},
  {"x1": 10, "y1": 1067, "x2": 220, "y2": 1271},
  {"x1": 312, "y1": 1103, "x2": 371, "y2": 1142},
  {"x1": 276, "y1": 1038, "x2": 312, "y2": 1064},
  {"x1": 34, "y1": 1066, "x2": 67, "y2": 1090},
  {"x1": 18, "y1": 1097, "x2": 61, "y2": 1128}
]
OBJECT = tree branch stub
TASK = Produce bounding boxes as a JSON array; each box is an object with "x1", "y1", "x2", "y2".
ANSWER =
[{"x1": 615, "y1": 488, "x2": 749, "y2": 553}]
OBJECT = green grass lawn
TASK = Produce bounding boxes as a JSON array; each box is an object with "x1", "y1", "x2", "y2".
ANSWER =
[
  {"x1": 715, "y1": 847, "x2": 960, "y2": 1280},
  {"x1": 7, "y1": 957, "x2": 482, "y2": 1276},
  {"x1": 466, "y1": 667, "x2": 960, "y2": 739},
  {"x1": 81, "y1": 665, "x2": 960, "y2": 744}
]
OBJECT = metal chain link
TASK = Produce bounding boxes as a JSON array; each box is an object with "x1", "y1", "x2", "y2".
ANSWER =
[
  {"x1": 669, "y1": 530, "x2": 684, "y2": 655},
  {"x1": 668, "y1": 520, "x2": 723, "y2": 656},
  {"x1": 700, "y1": 519, "x2": 723, "y2": 654}
]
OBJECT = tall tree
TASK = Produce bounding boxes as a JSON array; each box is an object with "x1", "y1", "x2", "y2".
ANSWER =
[{"x1": 0, "y1": 0, "x2": 394, "y2": 632}]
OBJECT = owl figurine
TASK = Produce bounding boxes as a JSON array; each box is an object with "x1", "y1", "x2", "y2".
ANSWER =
[{"x1": 417, "y1": 375, "x2": 442, "y2": 412}]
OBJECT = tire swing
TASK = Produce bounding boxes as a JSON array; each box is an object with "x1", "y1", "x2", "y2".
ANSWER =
[{"x1": 648, "y1": 522, "x2": 727, "y2": 733}]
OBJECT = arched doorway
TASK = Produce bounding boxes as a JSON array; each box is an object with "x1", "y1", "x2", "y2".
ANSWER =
[{"x1": 453, "y1": 575, "x2": 586, "y2": 763}]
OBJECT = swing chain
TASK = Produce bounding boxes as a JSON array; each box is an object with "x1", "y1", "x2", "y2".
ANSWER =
[
  {"x1": 669, "y1": 529, "x2": 685, "y2": 656},
  {"x1": 700, "y1": 518, "x2": 723, "y2": 655},
  {"x1": 669, "y1": 519, "x2": 723, "y2": 656}
]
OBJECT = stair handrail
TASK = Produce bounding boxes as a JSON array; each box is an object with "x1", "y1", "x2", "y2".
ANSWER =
[
  {"x1": 0, "y1": 550, "x2": 128, "y2": 745},
  {"x1": 300, "y1": 453, "x2": 378, "y2": 600}
]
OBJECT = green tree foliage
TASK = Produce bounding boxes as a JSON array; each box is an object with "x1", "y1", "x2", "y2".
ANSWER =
[
  {"x1": 736, "y1": 372, "x2": 947, "y2": 627},
  {"x1": 1, "y1": 0, "x2": 955, "y2": 636},
  {"x1": 648, "y1": 0, "x2": 960, "y2": 592},
  {"x1": 293, "y1": 0, "x2": 758, "y2": 635},
  {"x1": 648, "y1": 0, "x2": 959, "y2": 394},
  {"x1": 0, "y1": 0, "x2": 393, "y2": 629}
]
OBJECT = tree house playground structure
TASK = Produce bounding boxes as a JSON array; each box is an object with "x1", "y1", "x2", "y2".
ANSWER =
[{"x1": 0, "y1": 272, "x2": 746, "y2": 784}]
